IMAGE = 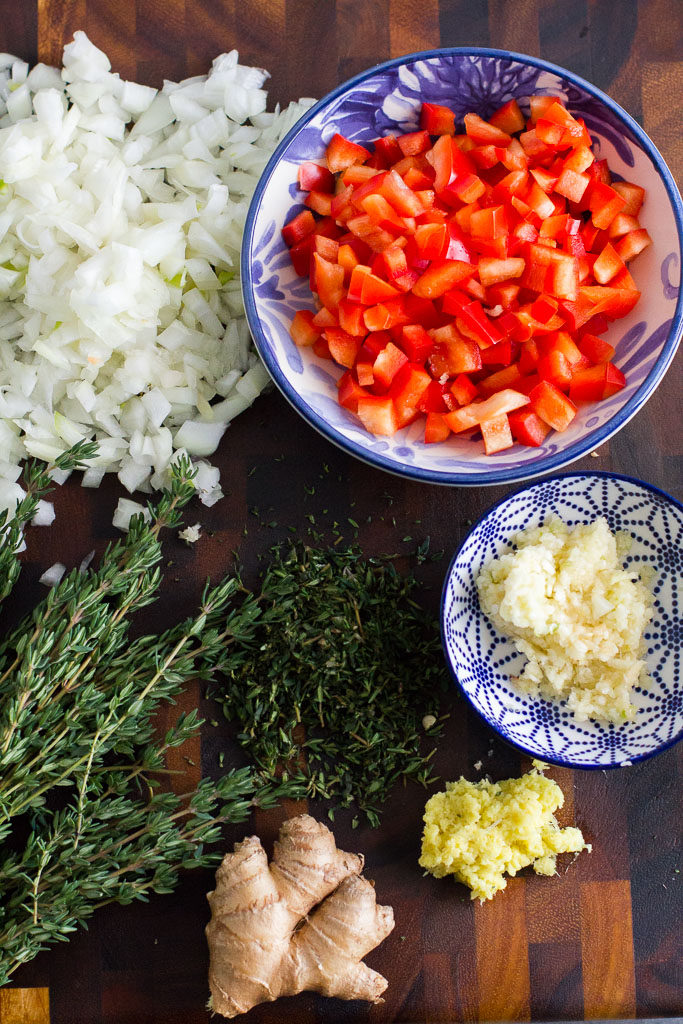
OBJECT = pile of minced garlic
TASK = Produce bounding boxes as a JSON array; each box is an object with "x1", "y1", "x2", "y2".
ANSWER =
[
  {"x1": 476, "y1": 516, "x2": 653, "y2": 723},
  {"x1": 419, "y1": 768, "x2": 589, "y2": 901}
]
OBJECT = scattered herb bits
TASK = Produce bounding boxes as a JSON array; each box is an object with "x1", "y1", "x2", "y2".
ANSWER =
[{"x1": 212, "y1": 542, "x2": 447, "y2": 826}]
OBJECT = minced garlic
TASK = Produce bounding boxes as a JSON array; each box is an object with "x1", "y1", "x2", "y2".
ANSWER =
[
  {"x1": 476, "y1": 516, "x2": 654, "y2": 723},
  {"x1": 419, "y1": 769, "x2": 589, "y2": 901}
]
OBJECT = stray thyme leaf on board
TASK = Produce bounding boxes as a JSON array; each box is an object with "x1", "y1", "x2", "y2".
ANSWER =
[{"x1": 212, "y1": 542, "x2": 447, "y2": 826}]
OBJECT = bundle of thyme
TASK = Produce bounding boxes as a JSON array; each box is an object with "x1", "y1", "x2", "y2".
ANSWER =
[
  {"x1": 213, "y1": 543, "x2": 447, "y2": 827},
  {"x1": 0, "y1": 447, "x2": 286, "y2": 985}
]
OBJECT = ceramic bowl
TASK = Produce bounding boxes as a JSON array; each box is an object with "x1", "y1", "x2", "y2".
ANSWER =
[
  {"x1": 441, "y1": 472, "x2": 683, "y2": 767},
  {"x1": 241, "y1": 48, "x2": 683, "y2": 486}
]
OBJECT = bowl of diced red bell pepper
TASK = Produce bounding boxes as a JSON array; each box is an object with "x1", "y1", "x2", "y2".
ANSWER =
[{"x1": 242, "y1": 49, "x2": 683, "y2": 485}]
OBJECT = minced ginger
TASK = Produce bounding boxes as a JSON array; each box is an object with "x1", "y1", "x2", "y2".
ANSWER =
[{"x1": 419, "y1": 768, "x2": 589, "y2": 901}]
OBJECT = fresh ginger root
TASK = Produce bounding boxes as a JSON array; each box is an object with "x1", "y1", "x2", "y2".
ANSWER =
[{"x1": 206, "y1": 814, "x2": 395, "y2": 1018}]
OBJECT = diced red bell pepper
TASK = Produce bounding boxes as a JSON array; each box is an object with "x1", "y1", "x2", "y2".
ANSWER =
[
  {"x1": 481, "y1": 339, "x2": 519, "y2": 367},
  {"x1": 450, "y1": 373, "x2": 479, "y2": 405},
  {"x1": 379, "y1": 169, "x2": 425, "y2": 217},
  {"x1": 614, "y1": 228, "x2": 652, "y2": 263},
  {"x1": 398, "y1": 130, "x2": 431, "y2": 156},
  {"x1": 400, "y1": 324, "x2": 434, "y2": 362},
  {"x1": 326, "y1": 133, "x2": 372, "y2": 173},
  {"x1": 487, "y1": 281, "x2": 520, "y2": 309},
  {"x1": 289, "y1": 309, "x2": 321, "y2": 347},
  {"x1": 338, "y1": 370, "x2": 370, "y2": 412},
  {"x1": 442, "y1": 292, "x2": 504, "y2": 347},
  {"x1": 289, "y1": 236, "x2": 313, "y2": 276},
  {"x1": 489, "y1": 98, "x2": 526, "y2": 135},
  {"x1": 364, "y1": 296, "x2": 411, "y2": 332},
  {"x1": 282, "y1": 209, "x2": 317, "y2": 247},
  {"x1": 361, "y1": 193, "x2": 411, "y2": 234},
  {"x1": 555, "y1": 167, "x2": 591, "y2": 203},
  {"x1": 508, "y1": 407, "x2": 550, "y2": 447},
  {"x1": 577, "y1": 333, "x2": 616, "y2": 364},
  {"x1": 417, "y1": 379, "x2": 451, "y2": 413},
  {"x1": 588, "y1": 182, "x2": 627, "y2": 229},
  {"x1": 428, "y1": 336, "x2": 482, "y2": 376},
  {"x1": 578, "y1": 285, "x2": 641, "y2": 319},
  {"x1": 305, "y1": 190, "x2": 334, "y2": 216},
  {"x1": 313, "y1": 253, "x2": 345, "y2": 310},
  {"x1": 612, "y1": 181, "x2": 645, "y2": 217},
  {"x1": 324, "y1": 327, "x2": 361, "y2": 368},
  {"x1": 519, "y1": 339, "x2": 540, "y2": 375},
  {"x1": 593, "y1": 242, "x2": 626, "y2": 284},
  {"x1": 569, "y1": 362, "x2": 626, "y2": 401},
  {"x1": 404, "y1": 167, "x2": 435, "y2": 191},
  {"x1": 470, "y1": 205, "x2": 508, "y2": 239},
  {"x1": 308, "y1": 235, "x2": 339, "y2": 287},
  {"x1": 478, "y1": 363, "x2": 524, "y2": 395},
  {"x1": 529, "y1": 380, "x2": 577, "y2": 431},
  {"x1": 421, "y1": 102, "x2": 456, "y2": 136},
  {"x1": 389, "y1": 362, "x2": 432, "y2": 410},
  {"x1": 537, "y1": 350, "x2": 573, "y2": 390},
  {"x1": 346, "y1": 215, "x2": 395, "y2": 251},
  {"x1": 607, "y1": 213, "x2": 641, "y2": 240},
  {"x1": 337, "y1": 298, "x2": 367, "y2": 336},
  {"x1": 424, "y1": 412, "x2": 451, "y2": 443},
  {"x1": 312, "y1": 337, "x2": 331, "y2": 359},
  {"x1": 347, "y1": 264, "x2": 372, "y2": 303},
  {"x1": 530, "y1": 294, "x2": 559, "y2": 323},
  {"x1": 464, "y1": 112, "x2": 511, "y2": 146},
  {"x1": 478, "y1": 256, "x2": 525, "y2": 288},
  {"x1": 360, "y1": 271, "x2": 401, "y2": 305},
  {"x1": 444, "y1": 389, "x2": 529, "y2": 432},
  {"x1": 312, "y1": 306, "x2": 338, "y2": 328},
  {"x1": 298, "y1": 161, "x2": 335, "y2": 193},
  {"x1": 357, "y1": 395, "x2": 399, "y2": 435},
  {"x1": 413, "y1": 259, "x2": 475, "y2": 298},
  {"x1": 372, "y1": 342, "x2": 409, "y2": 390},
  {"x1": 480, "y1": 413, "x2": 514, "y2": 454},
  {"x1": 373, "y1": 134, "x2": 403, "y2": 167}
]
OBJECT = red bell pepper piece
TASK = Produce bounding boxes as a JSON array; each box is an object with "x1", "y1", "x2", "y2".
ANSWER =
[
  {"x1": 450, "y1": 373, "x2": 479, "y2": 406},
  {"x1": 324, "y1": 327, "x2": 362, "y2": 368},
  {"x1": 480, "y1": 413, "x2": 514, "y2": 454},
  {"x1": 420, "y1": 102, "x2": 456, "y2": 136},
  {"x1": 400, "y1": 324, "x2": 434, "y2": 362},
  {"x1": 282, "y1": 209, "x2": 316, "y2": 247},
  {"x1": 442, "y1": 292, "x2": 504, "y2": 347},
  {"x1": 326, "y1": 133, "x2": 372, "y2": 173},
  {"x1": 478, "y1": 363, "x2": 524, "y2": 395},
  {"x1": 373, "y1": 134, "x2": 403, "y2": 167},
  {"x1": 337, "y1": 299, "x2": 367, "y2": 336},
  {"x1": 428, "y1": 336, "x2": 482, "y2": 376},
  {"x1": 337, "y1": 370, "x2": 370, "y2": 412},
  {"x1": 611, "y1": 181, "x2": 645, "y2": 217},
  {"x1": 444, "y1": 389, "x2": 529, "y2": 432},
  {"x1": 464, "y1": 112, "x2": 511, "y2": 146},
  {"x1": 356, "y1": 395, "x2": 399, "y2": 435},
  {"x1": 614, "y1": 228, "x2": 652, "y2": 263},
  {"x1": 537, "y1": 350, "x2": 573, "y2": 390},
  {"x1": 412, "y1": 259, "x2": 475, "y2": 298},
  {"x1": 529, "y1": 380, "x2": 577, "y2": 431},
  {"x1": 424, "y1": 412, "x2": 451, "y2": 443},
  {"x1": 489, "y1": 98, "x2": 525, "y2": 135},
  {"x1": 508, "y1": 407, "x2": 550, "y2": 447},
  {"x1": 397, "y1": 130, "x2": 431, "y2": 156},
  {"x1": 313, "y1": 253, "x2": 344, "y2": 310},
  {"x1": 372, "y1": 342, "x2": 409, "y2": 389},
  {"x1": 289, "y1": 309, "x2": 321, "y2": 347},
  {"x1": 577, "y1": 333, "x2": 615, "y2": 364},
  {"x1": 569, "y1": 362, "x2": 626, "y2": 401},
  {"x1": 298, "y1": 162, "x2": 335, "y2": 193}
]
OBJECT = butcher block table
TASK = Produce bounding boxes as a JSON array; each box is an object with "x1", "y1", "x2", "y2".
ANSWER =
[{"x1": 1, "y1": 1, "x2": 681, "y2": 1022}]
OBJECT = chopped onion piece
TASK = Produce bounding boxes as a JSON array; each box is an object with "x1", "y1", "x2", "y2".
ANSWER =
[
  {"x1": 39, "y1": 562, "x2": 66, "y2": 587},
  {"x1": 112, "y1": 497, "x2": 152, "y2": 533},
  {"x1": 32, "y1": 500, "x2": 56, "y2": 527}
]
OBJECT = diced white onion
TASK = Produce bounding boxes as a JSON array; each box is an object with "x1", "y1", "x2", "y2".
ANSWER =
[
  {"x1": 0, "y1": 32, "x2": 316, "y2": 522},
  {"x1": 112, "y1": 496, "x2": 152, "y2": 532},
  {"x1": 32, "y1": 499, "x2": 55, "y2": 526}
]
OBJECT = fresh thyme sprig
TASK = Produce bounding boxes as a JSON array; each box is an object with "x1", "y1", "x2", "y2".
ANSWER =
[{"x1": 0, "y1": 452, "x2": 287, "y2": 985}]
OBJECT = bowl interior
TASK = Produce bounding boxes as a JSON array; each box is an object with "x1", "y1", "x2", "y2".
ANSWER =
[
  {"x1": 244, "y1": 50, "x2": 682, "y2": 485},
  {"x1": 441, "y1": 472, "x2": 683, "y2": 767}
]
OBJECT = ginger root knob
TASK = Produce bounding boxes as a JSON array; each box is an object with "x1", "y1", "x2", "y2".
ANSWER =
[{"x1": 206, "y1": 814, "x2": 394, "y2": 1018}]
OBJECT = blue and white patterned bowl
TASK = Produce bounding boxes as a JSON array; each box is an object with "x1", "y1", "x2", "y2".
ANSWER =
[
  {"x1": 242, "y1": 49, "x2": 683, "y2": 486},
  {"x1": 441, "y1": 472, "x2": 683, "y2": 767}
]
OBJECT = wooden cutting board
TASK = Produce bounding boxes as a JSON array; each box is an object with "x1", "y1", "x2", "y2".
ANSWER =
[{"x1": 2, "y1": 1, "x2": 682, "y2": 1021}]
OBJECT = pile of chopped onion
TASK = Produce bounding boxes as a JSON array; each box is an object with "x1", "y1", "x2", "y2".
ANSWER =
[{"x1": 0, "y1": 32, "x2": 314, "y2": 519}]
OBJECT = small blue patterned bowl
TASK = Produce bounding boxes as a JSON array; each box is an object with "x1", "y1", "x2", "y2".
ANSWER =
[
  {"x1": 242, "y1": 49, "x2": 683, "y2": 486},
  {"x1": 441, "y1": 472, "x2": 683, "y2": 768}
]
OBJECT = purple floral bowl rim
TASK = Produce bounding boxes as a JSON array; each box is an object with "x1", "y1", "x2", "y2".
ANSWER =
[
  {"x1": 242, "y1": 47, "x2": 683, "y2": 487},
  {"x1": 439, "y1": 469, "x2": 683, "y2": 769}
]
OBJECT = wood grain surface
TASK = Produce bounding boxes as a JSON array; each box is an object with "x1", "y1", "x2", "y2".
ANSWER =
[{"x1": 1, "y1": 1, "x2": 682, "y2": 1022}]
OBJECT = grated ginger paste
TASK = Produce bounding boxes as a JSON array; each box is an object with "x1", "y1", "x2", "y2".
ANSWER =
[
  {"x1": 476, "y1": 515, "x2": 654, "y2": 723},
  {"x1": 419, "y1": 768, "x2": 589, "y2": 901}
]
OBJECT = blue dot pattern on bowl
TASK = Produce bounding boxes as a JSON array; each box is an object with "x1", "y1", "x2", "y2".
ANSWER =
[
  {"x1": 441, "y1": 473, "x2": 683, "y2": 767},
  {"x1": 243, "y1": 50, "x2": 683, "y2": 486}
]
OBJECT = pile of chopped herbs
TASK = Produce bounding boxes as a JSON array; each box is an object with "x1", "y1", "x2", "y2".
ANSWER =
[
  {"x1": 0, "y1": 448, "x2": 288, "y2": 986},
  {"x1": 212, "y1": 543, "x2": 447, "y2": 827}
]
